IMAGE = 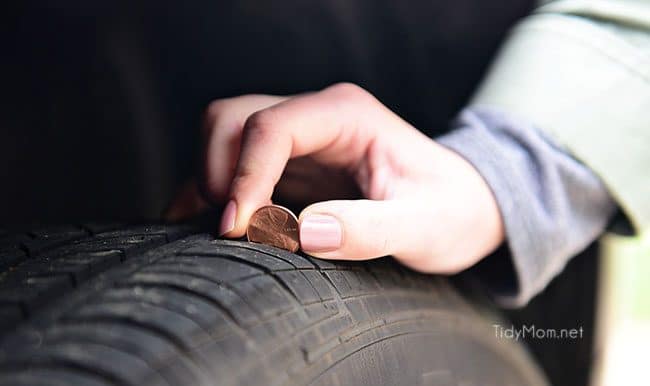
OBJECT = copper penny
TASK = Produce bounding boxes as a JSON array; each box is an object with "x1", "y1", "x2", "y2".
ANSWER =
[{"x1": 246, "y1": 205, "x2": 300, "y2": 252}]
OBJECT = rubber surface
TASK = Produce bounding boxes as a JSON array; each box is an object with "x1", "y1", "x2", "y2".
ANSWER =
[{"x1": 0, "y1": 224, "x2": 548, "y2": 385}]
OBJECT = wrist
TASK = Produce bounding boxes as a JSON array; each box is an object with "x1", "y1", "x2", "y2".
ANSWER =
[{"x1": 438, "y1": 143, "x2": 505, "y2": 258}]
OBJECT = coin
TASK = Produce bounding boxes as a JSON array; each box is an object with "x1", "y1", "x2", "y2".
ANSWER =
[{"x1": 246, "y1": 205, "x2": 300, "y2": 252}]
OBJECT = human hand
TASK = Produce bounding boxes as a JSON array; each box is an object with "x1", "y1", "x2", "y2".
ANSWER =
[{"x1": 167, "y1": 83, "x2": 504, "y2": 274}]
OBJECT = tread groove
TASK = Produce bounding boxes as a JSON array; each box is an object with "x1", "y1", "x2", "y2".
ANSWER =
[
  {"x1": 0, "y1": 360, "x2": 123, "y2": 386},
  {"x1": 178, "y1": 252, "x2": 283, "y2": 274},
  {"x1": 117, "y1": 270, "x2": 261, "y2": 326},
  {"x1": 61, "y1": 306, "x2": 197, "y2": 354},
  {"x1": 175, "y1": 252, "x2": 313, "y2": 305},
  {"x1": 54, "y1": 313, "x2": 215, "y2": 380},
  {"x1": 110, "y1": 282, "x2": 246, "y2": 336},
  {"x1": 0, "y1": 224, "x2": 547, "y2": 386},
  {"x1": 127, "y1": 269, "x2": 256, "y2": 308},
  {"x1": 42, "y1": 338, "x2": 187, "y2": 386}
]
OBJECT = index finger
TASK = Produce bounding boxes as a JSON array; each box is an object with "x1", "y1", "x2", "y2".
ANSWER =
[{"x1": 219, "y1": 83, "x2": 386, "y2": 237}]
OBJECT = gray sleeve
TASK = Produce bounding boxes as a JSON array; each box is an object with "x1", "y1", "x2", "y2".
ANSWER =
[
  {"x1": 436, "y1": 106, "x2": 617, "y2": 308},
  {"x1": 469, "y1": 0, "x2": 650, "y2": 233}
]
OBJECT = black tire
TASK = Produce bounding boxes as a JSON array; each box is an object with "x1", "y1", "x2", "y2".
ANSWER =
[{"x1": 0, "y1": 223, "x2": 548, "y2": 386}]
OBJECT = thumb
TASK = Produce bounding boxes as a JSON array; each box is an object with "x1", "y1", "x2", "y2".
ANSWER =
[
  {"x1": 298, "y1": 199, "x2": 415, "y2": 261},
  {"x1": 298, "y1": 199, "x2": 470, "y2": 274}
]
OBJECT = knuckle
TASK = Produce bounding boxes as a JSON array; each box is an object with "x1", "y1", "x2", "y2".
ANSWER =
[
  {"x1": 204, "y1": 99, "x2": 228, "y2": 122},
  {"x1": 244, "y1": 109, "x2": 279, "y2": 131},
  {"x1": 242, "y1": 109, "x2": 283, "y2": 141},
  {"x1": 232, "y1": 166, "x2": 256, "y2": 182},
  {"x1": 202, "y1": 99, "x2": 230, "y2": 135},
  {"x1": 326, "y1": 82, "x2": 368, "y2": 100}
]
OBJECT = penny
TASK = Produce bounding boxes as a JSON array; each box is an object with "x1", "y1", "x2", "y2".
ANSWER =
[{"x1": 246, "y1": 205, "x2": 300, "y2": 252}]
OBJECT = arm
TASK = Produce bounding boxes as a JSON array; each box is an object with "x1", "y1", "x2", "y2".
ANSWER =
[
  {"x1": 438, "y1": 106, "x2": 616, "y2": 307},
  {"x1": 470, "y1": 0, "x2": 650, "y2": 233},
  {"x1": 436, "y1": 0, "x2": 650, "y2": 306}
]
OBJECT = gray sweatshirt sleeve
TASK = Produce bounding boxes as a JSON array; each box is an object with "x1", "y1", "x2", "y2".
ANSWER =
[{"x1": 436, "y1": 106, "x2": 617, "y2": 308}]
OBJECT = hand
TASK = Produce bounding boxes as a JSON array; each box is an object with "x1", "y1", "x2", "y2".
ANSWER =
[{"x1": 167, "y1": 83, "x2": 504, "y2": 274}]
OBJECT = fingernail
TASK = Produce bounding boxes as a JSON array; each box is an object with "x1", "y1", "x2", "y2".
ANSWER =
[
  {"x1": 300, "y1": 214, "x2": 342, "y2": 252},
  {"x1": 219, "y1": 200, "x2": 237, "y2": 236}
]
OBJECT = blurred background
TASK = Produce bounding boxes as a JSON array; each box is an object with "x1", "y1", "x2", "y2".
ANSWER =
[
  {"x1": 597, "y1": 234, "x2": 650, "y2": 386},
  {"x1": 2, "y1": 2, "x2": 648, "y2": 386},
  {"x1": 1, "y1": 0, "x2": 534, "y2": 226}
]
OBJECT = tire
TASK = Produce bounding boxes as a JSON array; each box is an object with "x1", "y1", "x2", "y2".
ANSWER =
[{"x1": 0, "y1": 223, "x2": 548, "y2": 386}]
